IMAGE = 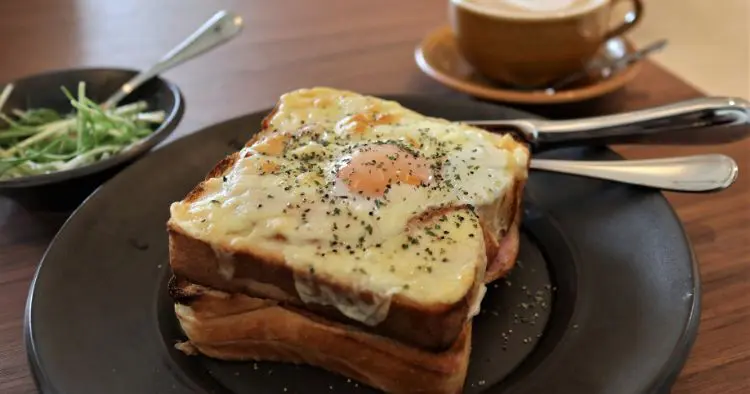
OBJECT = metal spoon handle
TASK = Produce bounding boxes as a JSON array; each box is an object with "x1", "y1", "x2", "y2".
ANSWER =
[
  {"x1": 102, "y1": 10, "x2": 243, "y2": 109},
  {"x1": 530, "y1": 154, "x2": 738, "y2": 192},
  {"x1": 467, "y1": 97, "x2": 750, "y2": 146}
]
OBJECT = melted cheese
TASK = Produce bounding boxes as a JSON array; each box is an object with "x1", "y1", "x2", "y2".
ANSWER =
[
  {"x1": 294, "y1": 272, "x2": 393, "y2": 326},
  {"x1": 169, "y1": 87, "x2": 529, "y2": 323}
]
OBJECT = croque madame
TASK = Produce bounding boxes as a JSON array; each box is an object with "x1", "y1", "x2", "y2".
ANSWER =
[{"x1": 167, "y1": 87, "x2": 529, "y2": 393}]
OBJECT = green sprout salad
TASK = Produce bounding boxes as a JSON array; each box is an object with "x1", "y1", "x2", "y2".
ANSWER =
[{"x1": 0, "y1": 82, "x2": 165, "y2": 180}]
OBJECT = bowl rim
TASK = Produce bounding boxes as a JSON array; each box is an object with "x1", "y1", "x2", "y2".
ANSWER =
[{"x1": 0, "y1": 67, "x2": 185, "y2": 188}]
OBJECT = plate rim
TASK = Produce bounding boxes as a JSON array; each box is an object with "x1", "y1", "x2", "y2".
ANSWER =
[{"x1": 644, "y1": 236, "x2": 701, "y2": 393}]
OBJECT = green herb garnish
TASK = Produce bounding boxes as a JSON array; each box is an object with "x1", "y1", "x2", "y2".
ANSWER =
[{"x1": 0, "y1": 82, "x2": 165, "y2": 180}]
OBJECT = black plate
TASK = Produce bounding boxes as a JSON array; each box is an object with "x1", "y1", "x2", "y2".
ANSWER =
[
  {"x1": 25, "y1": 96, "x2": 700, "y2": 394},
  {"x1": 0, "y1": 67, "x2": 185, "y2": 210}
]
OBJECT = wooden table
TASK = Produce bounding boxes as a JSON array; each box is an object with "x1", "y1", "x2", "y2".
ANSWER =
[{"x1": 0, "y1": 1, "x2": 747, "y2": 393}]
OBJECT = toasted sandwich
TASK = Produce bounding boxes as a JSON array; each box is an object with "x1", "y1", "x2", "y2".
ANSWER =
[{"x1": 167, "y1": 87, "x2": 529, "y2": 393}]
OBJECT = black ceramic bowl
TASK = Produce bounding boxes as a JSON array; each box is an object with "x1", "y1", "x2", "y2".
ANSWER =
[{"x1": 0, "y1": 68, "x2": 184, "y2": 211}]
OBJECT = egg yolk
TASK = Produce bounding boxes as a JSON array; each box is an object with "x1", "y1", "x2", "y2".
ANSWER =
[{"x1": 338, "y1": 144, "x2": 431, "y2": 197}]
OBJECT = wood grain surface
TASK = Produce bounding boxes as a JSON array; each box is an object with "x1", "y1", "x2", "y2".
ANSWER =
[{"x1": 0, "y1": 1, "x2": 748, "y2": 393}]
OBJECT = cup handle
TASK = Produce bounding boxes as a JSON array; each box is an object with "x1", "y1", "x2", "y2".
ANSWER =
[{"x1": 604, "y1": 0, "x2": 644, "y2": 40}]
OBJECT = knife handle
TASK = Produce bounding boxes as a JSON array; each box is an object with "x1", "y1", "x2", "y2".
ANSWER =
[
  {"x1": 535, "y1": 97, "x2": 749, "y2": 146},
  {"x1": 467, "y1": 97, "x2": 750, "y2": 147}
]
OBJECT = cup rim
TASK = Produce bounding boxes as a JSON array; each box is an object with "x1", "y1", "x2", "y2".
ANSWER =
[{"x1": 450, "y1": 0, "x2": 609, "y2": 21}]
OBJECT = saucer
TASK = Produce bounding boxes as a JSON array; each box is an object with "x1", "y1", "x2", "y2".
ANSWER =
[{"x1": 415, "y1": 26, "x2": 643, "y2": 105}]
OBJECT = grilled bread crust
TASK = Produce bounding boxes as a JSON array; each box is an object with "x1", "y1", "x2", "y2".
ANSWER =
[
  {"x1": 171, "y1": 277, "x2": 471, "y2": 394},
  {"x1": 168, "y1": 102, "x2": 527, "y2": 350}
]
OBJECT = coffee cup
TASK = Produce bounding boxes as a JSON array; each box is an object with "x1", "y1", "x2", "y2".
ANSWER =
[{"x1": 449, "y1": 0, "x2": 643, "y2": 88}]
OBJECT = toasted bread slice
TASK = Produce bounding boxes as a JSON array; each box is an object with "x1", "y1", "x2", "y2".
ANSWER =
[
  {"x1": 170, "y1": 277, "x2": 471, "y2": 394},
  {"x1": 168, "y1": 88, "x2": 529, "y2": 349}
]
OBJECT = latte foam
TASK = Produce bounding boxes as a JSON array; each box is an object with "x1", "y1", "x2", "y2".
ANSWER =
[{"x1": 454, "y1": 0, "x2": 606, "y2": 18}]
